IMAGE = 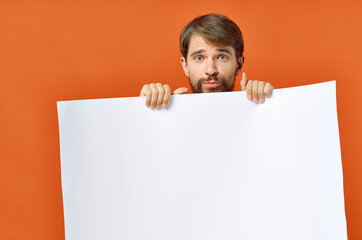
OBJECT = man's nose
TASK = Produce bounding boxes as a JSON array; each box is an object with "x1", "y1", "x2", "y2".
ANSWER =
[{"x1": 205, "y1": 59, "x2": 218, "y2": 76}]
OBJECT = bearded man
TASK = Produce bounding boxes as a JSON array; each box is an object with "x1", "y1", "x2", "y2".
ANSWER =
[{"x1": 140, "y1": 13, "x2": 275, "y2": 109}]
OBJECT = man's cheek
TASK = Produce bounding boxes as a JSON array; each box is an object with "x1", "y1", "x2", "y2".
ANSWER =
[{"x1": 189, "y1": 74, "x2": 199, "y2": 85}]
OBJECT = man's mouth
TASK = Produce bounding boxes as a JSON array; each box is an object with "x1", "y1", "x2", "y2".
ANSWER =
[{"x1": 203, "y1": 81, "x2": 221, "y2": 88}]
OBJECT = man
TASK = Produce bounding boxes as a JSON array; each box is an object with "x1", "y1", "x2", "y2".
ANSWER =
[{"x1": 140, "y1": 13, "x2": 274, "y2": 109}]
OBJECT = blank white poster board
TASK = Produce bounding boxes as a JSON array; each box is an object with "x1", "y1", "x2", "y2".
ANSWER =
[{"x1": 57, "y1": 81, "x2": 347, "y2": 240}]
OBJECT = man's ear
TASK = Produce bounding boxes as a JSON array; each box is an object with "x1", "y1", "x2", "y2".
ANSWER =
[
  {"x1": 180, "y1": 57, "x2": 189, "y2": 77},
  {"x1": 235, "y1": 55, "x2": 244, "y2": 76}
]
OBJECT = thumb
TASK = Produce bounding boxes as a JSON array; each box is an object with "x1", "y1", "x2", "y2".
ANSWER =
[
  {"x1": 240, "y1": 72, "x2": 247, "y2": 91},
  {"x1": 173, "y1": 87, "x2": 189, "y2": 95}
]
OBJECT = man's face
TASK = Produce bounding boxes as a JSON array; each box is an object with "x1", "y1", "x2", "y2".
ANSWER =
[{"x1": 181, "y1": 34, "x2": 243, "y2": 93}]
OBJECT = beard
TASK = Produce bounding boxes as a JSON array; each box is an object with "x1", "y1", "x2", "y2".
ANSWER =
[{"x1": 189, "y1": 75, "x2": 235, "y2": 93}]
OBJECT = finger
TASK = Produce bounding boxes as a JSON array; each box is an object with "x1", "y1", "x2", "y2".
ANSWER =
[
  {"x1": 155, "y1": 83, "x2": 165, "y2": 109},
  {"x1": 252, "y1": 80, "x2": 259, "y2": 103},
  {"x1": 264, "y1": 83, "x2": 275, "y2": 98},
  {"x1": 141, "y1": 85, "x2": 152, "y2": 107},
  {"x1": 140, "y1": 85, "x2": 147, "y2": 96},
  {"x1": 258, "y1": 81, "x2": 266, "y2": 103},
  {"x1": 246, "y1": 80, "x2": 252, "y2": 100},
  {"x1": 173, "y1": 87, "x2": 189, "y2": 95},
  {"x1": 240, "y1": 72, "x2": 247, "y2": 91},
  {"x1": 162, "y1": 84, "x2": 172, "y2": 107},
  {"x1": 149, "y1": 83, "x2": 159, "y2": 109}
]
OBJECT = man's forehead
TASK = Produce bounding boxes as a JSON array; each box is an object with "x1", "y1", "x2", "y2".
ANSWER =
[{"x1": 188, "y1": 34, "x2": 235, "y2": 55}]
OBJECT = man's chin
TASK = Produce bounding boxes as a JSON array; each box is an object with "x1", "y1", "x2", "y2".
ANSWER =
[{"x1": 202, "y1": 87, "x2": 224, "y2": 93}]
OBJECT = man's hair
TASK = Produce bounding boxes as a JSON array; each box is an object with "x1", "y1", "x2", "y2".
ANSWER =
[{"x1": 179, "y1": 13, "x2": 244, "y2": 61}]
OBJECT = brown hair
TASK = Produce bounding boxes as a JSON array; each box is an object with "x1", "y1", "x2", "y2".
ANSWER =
[{"x1": 179, "y1": 13, "x2": 244, "y2": 61}]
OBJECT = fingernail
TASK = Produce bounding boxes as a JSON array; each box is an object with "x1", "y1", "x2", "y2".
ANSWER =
[
  {"x1": 253, "y1": 98, "x2": 258, "y2": 102},
  {"x1": 248, "y1": 95, "x2": 252, "y2": 100},
  {"x1": 162, "y1": 103, "x2": 167, "y2": 108},
  {"x1": 146, "y1": 103, "x2": 149, "y2": 107},
  {"x1": 156, "y1": 105, "x2": 160, "y2": 109}
]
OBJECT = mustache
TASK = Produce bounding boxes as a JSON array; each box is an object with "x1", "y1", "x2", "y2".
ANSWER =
[
  {"x1": 189, "y1": 75, "x2": 235, "y2": 93},
  {"x1": 200, "y1": 75, "x2": 219, "y2": 83},
  {"x1": 194, "y1": 76, "x2": 223, "y2": 93}
]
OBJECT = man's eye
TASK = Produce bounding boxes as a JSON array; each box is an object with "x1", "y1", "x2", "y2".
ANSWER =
[
  {"x1": 195, "y1": 56, "x2": 203, "y2": 61},
  {"x1": 218, "y1": 55, "x2": 227, "y2": 60}
]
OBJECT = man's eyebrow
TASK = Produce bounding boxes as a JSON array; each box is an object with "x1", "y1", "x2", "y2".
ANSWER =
[
  {"x1": 216, "y1": 48, "x2": 232, "y2": 55},
  {"x1": 189, "y1": 49, "x2": 232, "y2": 58},
  {"x1": 189, "y1": 50, "x2": 205, "y2": 57}
]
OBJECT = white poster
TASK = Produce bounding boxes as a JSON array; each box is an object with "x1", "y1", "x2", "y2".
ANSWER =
[{"x1": 58, "y1": 81, "x2": 347, "y2": 240}]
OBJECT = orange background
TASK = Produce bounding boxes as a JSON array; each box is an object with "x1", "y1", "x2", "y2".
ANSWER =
[{"x1": 1, "y1": 0, "x2": 361, "y2": 239}]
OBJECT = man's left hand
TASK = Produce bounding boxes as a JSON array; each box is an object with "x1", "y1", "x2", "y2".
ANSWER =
[{"x1": 240, "y1": 72, "x2": 275, "y2": 103}]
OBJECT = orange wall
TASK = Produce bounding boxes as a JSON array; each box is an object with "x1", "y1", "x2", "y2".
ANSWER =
[{"x1": 1, "y1": 0, "x2": 361, "y2": 239}]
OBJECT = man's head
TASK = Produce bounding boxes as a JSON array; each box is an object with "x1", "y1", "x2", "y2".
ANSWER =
[{"x1": 180, "y1": 14, "x2": 245, "y2": 93}]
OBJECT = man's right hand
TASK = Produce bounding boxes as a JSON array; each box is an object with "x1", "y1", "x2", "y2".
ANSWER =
[{"x1": 140, "y1": 83, "x2": 189, "y2": 109}]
